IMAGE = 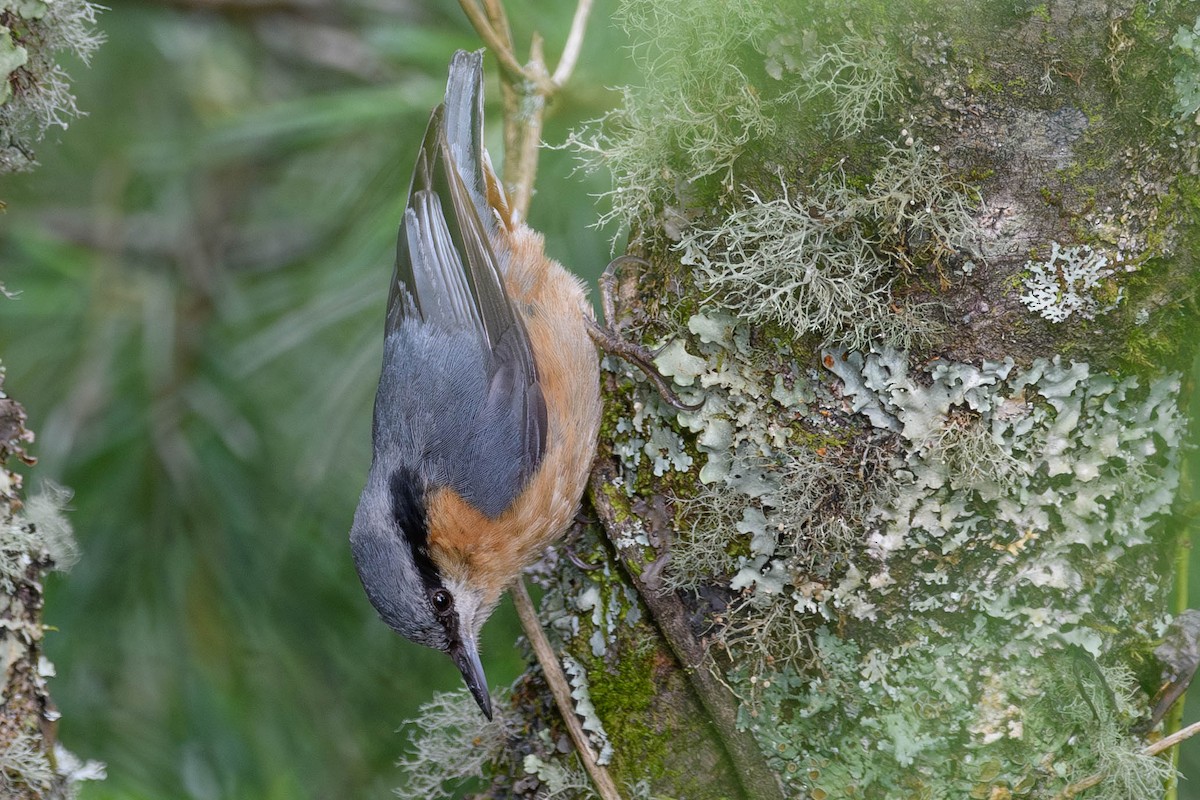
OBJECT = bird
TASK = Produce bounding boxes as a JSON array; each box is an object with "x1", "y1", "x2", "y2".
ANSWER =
[{"x1": 348, "y1": 49, "x2": 602, "y2": 720}]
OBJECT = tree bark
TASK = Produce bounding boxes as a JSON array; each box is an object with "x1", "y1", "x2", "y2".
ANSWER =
[
  {"x1": 0, "y1": 379, "x2": 80, "y2": 799},
  {"x1": 401, "y1": 1, "x2": 1200, "y2": 798}
]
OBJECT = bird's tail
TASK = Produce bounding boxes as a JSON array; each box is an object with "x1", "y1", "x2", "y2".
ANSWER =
[{"x1": 443, "y1": 50, "x2": 512, "y2": 236}]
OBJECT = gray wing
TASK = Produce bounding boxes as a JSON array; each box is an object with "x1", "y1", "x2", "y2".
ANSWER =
[{"x1": 377, "y1": 53, "x2": 546, "y2": 519}]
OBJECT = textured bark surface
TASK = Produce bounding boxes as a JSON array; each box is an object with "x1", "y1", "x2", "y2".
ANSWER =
[
  {"x1": 451, "y1": 1, "x2": 1200, "y2": 797},
  {"x1": 0, "y1": 380, "x2": 68, "y2": 799}
]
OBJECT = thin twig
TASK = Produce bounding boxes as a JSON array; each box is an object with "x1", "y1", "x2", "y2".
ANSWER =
[
  {"x1": 456, "y1": 0, "x2": 533, "y2": 85},
  {"x1": 586, "y1": 320, "x2": 704, "y2": 411},
  {"x1": 457, "y1": 0, "x2": 587, "y2": 219},
  {"x1": 551, "y1": 0, "x2": 594, "y2": 87},
  {"x1": 1146, "y1": 719, "x2": 1200, "y2": 757},
  {"x1": 511, "y1": 579, "x2": 624, "y2": 800},
  {"x1": 480, "y1": 0, "x2": 514, "y2": 53},
  {"x1": 1053, "y1": 720, "x2": 1200, "y2": 800}
]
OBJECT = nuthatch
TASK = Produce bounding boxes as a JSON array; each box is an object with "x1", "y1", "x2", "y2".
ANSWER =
[{"x1": 349, "y1": 50, "x2": 602, "y2": 719}]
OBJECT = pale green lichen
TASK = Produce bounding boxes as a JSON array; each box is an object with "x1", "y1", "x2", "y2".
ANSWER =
[
  {"x1": 0, "y1": 26, "x2": 29, "y2": 106},
  {"x1": 789, "y1": 34, "x2": 905, "y2": 137},
  {"x1": 1, "y1": 481, "x2": 78, "y2": 589},
  {"x1": 561, "y1": 655, "x2": 614, "y2": 766},
  {"x1": 0, "y1": 733, "x2": 53, "y2": 796},
  {"x1": 0, "y1": 0, "x2": 103, "y2": 172},
  {"x1": 679, "y1": 140, "x2": 977, "y2": 350},
  {"x1": 394, "y1": 689, "x2": 510, "y2": 800},
  {"x1": 564, "y1": 0, "x2": 776, "y2": 234},
  {"x1": 524, "y1": 3, "x2": 1189, "y2": 796},
  {"x1": 715, "y1": 346, "x2": 1186, "y2": 796},
  {"x1": 1172, "y1": 14, "x2": 1200, "y2": 126},
  {"x1": 1019, "y1": 242, "x2": 1124, "y2": 323},
  {"x1": 607, "y1": 354, "x2": 696, "y2": 481},
  {"x1": 575, "y1": 580, "x2": 642, "y2": 658},
  {"x1": 52, "y1": 745, "x2": 105, "y2": 795},
  {"x1": 636, "y1": 314, "x2": 1183, "y2": 797},
  {"x1": 520, "y1": 754, "x2": 594, "y2": 799}
]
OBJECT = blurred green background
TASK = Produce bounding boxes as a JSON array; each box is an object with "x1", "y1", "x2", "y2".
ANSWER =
[
  {"x1": 1, "y1": 1, "x2": 1199, "y2": 799},
  {"x1": 0, "y1": 1, "x2": 627, "y2": 797}
]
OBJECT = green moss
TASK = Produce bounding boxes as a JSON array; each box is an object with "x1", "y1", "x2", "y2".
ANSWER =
[
  {"x1": 597, "y1": 480, "x2": 634, "y2": 526},
  {"x1": 961, "y1": 166, "x2": 995, "y2": 183},
  {"x1": 964, "y1": 67, "x2": 1004, "y2": 94},
  {"x1": 588, "y1": 641, "x2": 662, "y2": 775},
  {"x1": 787, "y1": 425, "x2": 853, "y2": 454}
]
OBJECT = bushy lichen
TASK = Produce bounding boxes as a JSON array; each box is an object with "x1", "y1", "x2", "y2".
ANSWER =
[
  {"x1": 395, "y1": 688, "x2": 511, "y2": 800},
  {"x1": 0, "y1": 725, "x2": 103, "y2": 799},
  {"x1": 564, "y1": 0, "x2": 777, "y2": 234},
  {"x1": 0, "y1": 0, "x2": 103, "y2": 172},
  {"x1": 788, "y1": 34, "x2": 904, "y2": 138},
  {"x1": 678, "y1": 139, "x2": 978, "y2": 350},
  {"x1": 0, "y1": 368, "x2": 100, "y2": 800},
  {"x1": 1, "y1": 482, "x2": 79, "y2": 589},
  {"x1": 0, "y1": 734, "x2": 52, "y2": 796}
]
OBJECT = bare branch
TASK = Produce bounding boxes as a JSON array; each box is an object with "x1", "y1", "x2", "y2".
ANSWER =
[
  {"x1": 550, "y1": 0, "x2": 593, "y2": 87},
  {"x1": 456, "y1": 0, "x2": 530, "y2": 84},
  {"x1": 511, "y1": 579, "x2": 624, "y2": 800},
  {"x1": 1146, "y1": 720, "x2": 1200, "y2": 758},
  {"x1": 480, "y1": 0, "x2": 515, "y2": 53}
]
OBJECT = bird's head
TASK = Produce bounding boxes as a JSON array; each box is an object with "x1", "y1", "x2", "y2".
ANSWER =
[{"x1": 349, "y1": 463, "x2": 495, "y2": 718}]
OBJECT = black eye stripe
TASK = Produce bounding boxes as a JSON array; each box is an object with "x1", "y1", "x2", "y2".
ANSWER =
[
  {"x1": 388, "y1": 468, "x2": 442, "y2": 591},
  {"x1": 388, "y1": 469, "x2": 461, "y2": 645}
]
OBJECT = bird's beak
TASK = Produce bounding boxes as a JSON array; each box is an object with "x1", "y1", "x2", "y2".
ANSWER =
[{"x1": 449, "y1": 638, "x2": 492, "y2": 719}]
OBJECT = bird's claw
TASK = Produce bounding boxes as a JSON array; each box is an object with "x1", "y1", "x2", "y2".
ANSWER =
[
  {"x1": 587, "y1": 319, "x2": 704, "y2": 411},
  {"x1": 591, "y1": 254, "x2": 703, "y2": 412}
]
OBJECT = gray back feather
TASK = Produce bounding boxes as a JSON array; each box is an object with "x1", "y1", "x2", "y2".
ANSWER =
[{"x1": 377, "y1": 49, "x2": 546, "y2": 518}]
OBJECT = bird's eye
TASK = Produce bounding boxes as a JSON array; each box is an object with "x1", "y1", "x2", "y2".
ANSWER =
[{"x1": 431, "y1": 589, "x2": 453, "y2": 614}]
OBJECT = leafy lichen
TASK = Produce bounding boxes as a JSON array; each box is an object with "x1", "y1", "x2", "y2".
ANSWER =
[
  {"x1": 1172, "y1": 13, "x2": 1200, "y2": 127},
  {"x1": 611, "y1": 304, "x2": 1183, "y2": 798},
  {"x1": 1019, "y1": 242, "x2": 1124, "y2": 323}
]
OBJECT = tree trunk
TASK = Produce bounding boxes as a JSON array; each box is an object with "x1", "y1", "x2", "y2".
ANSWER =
[
  {"x1": 0, "y1": 377, "x2": 97, "y2": 798},
  {"x1": 402, "y1": 1, "x2": 1200, "y2": 798}
]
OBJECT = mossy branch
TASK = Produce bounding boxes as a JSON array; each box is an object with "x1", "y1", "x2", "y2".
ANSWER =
[
  {"x1": 511, "y1": 579, "x2": 624, "y2": 800},
  {"x1": 589, "y1": 460, "x2": 787, "y2": 800}
]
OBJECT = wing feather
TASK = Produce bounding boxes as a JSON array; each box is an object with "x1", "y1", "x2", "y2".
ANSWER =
[{"x1": 376, "y1": 50, "x2": 546, "y2": 519}]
